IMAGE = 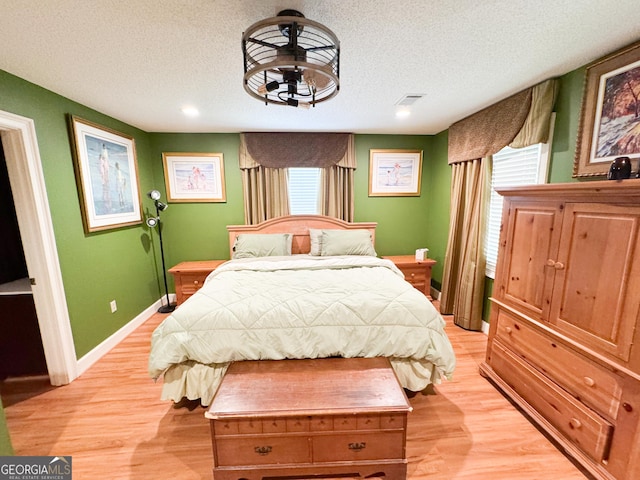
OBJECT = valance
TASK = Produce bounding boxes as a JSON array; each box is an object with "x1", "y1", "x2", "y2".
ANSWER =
[
  {"x1": 242, "y1": 132, "x2": 351, "y2": 168},
  {"x1": 448, "y1": 78, "x2": 558, "y2": 164}
]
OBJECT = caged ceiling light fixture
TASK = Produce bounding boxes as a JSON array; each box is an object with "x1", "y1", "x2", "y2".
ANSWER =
[{"x1": 241, "y1": 9, "x2": 340, "y2": 108}]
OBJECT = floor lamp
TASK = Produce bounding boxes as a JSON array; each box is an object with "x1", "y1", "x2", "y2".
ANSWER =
[{"x1": 147, "y1": 190, "x2": 175, "y2": 313}]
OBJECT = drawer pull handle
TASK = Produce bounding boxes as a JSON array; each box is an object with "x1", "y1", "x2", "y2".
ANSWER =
[
  {"x1": 583, "y1": 377, "x2": 595, "y2": 387},
  {"x1": 193, "y1": 280, "x2": 199, "y2": 285},
  {"x1": 505, "y1": 327, "x2": 512, "y2": 334},
  {"x1": 553, "y1": 262, "x2": 564, "y2": 270},
  {"x1": 569, "y1": 418, "x2": 582, "y2": 430},
  {"x1": 546, "y1": 259, "x2": 556, "y2": 267},
  {"x1": 254, "y1": 446, "x2": 272, "y2": 456},
  {"x1": 348, "y1": 442, "x2": 366, "y2": 451}
]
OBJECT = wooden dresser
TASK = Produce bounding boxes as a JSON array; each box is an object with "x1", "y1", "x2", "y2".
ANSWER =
[
  {"x1": 168, "y1": 260, "x2": 226, "y2": 305},
  {"x1": 383, "y1": 255, "x2": 436, "y2": 299},
  {"x1": 480, "y1": 179, "x2": 640, "y2": 480},
  {"x1": 206, "y1": 357, "x2": 411, "y2": 480}
]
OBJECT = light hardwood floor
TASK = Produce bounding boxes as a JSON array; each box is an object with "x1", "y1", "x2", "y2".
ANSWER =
[{"x1": 1, "y1": 309, "x2": 590, "y2": 479}]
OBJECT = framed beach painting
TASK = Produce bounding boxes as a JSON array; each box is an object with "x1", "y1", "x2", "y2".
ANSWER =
[
  {"x1": 162, "y1": 152, "x2": 226, "y2": 202},
  {"x1": 369, "y1": 149, "x2": 423, "y2": 196},
  {"x1": 574, "y1": 41, "x2": 640, "y2": 177},
  {"x1": 69, "y1": 116, "x2": 142, "y2": 233}
]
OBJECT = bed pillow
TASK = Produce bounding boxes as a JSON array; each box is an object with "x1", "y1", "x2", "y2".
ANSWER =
[
  {"x1": 309, "y1": 228, "x2": 325, "y2": 256},
  {"x1": 232, "y1": 233, "x2": 293, "y2": 259},
  {"x1": 320, "y1": 229, "x2": 377, "y2": 256}
]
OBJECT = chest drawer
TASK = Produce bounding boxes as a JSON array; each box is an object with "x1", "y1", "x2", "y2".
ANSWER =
[
  {"x1": 495, "y1": 308, "x2": 623, "y2": 419},
  {"x1": 312, "y1": 431, "x2": 405, "y2": 462},
  {"x1": 490, "y1": 341, "x2": 613, "y2": 463},
  {"x1": 215, "y1": 435, "x2": 310, "y2": 466}
]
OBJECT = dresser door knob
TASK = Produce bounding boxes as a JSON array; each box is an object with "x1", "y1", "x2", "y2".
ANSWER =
[
  {"x1": 505, "y1": 327, "x2": 512, "y2": 334},
  {"x1": 569, "y1": 418, "x2": 582, "y2": 429},
  {"x1": 583, "y1": 377, "x2": 595, "y2": 387},
  {"x1": 194, "y1": 280, "x2": 199, "y2": 285},
  {"x1": 554, "y1": 262, "x2": 565, "y2": 270}
]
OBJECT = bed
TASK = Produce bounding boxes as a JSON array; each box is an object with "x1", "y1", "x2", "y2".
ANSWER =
[{"x1": 148, "y1": 215, "x2": 456, "y2": 405}]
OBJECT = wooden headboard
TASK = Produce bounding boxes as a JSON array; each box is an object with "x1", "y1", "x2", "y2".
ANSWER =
[{"x1": 226, "y1": 215, "x2": 377, "y2": 257}]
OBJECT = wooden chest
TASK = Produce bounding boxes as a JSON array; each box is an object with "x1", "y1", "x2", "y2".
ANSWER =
[{"x1": 206, "y1": 357, "x2": 411, "y2": 480}]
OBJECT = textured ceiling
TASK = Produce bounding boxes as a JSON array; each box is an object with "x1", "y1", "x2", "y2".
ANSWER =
[{"x1": 1, "y1": 0, "x2": 639, "y2": 134}]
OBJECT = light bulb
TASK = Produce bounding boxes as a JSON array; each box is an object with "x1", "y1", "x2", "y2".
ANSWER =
[{"x1": 148, "y1": 190, "x2": 161, "y2": 201}]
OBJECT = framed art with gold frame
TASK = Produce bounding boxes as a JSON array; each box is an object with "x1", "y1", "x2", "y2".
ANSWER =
[
  {"x1": 369, "y1": 149, "x2": 423, "y2": 196},
  {"x1": 162, "y1": 152, "x2": 226, "y2": 203},
  {"x1": 69, "y1": 115, "x2": 142, "y2": 233},
  {"x1": 574, "y1": 41, "x2": 640, "y2": 177}
]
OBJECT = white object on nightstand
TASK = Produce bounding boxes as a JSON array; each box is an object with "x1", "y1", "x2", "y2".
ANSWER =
[{"x1": 415, "y1": 248, "x2": 429, "y2": 261}]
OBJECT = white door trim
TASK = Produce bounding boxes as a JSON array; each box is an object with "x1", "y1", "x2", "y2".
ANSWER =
[{"x1": 0, "y1": 109, "x2": 77, "y2": 385}]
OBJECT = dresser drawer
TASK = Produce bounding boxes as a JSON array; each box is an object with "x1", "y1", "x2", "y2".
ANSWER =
[
  {"x1": 490, "y1": 341, "x2": 613, "y2": 463},
  {"x1": 215, "y1": 435, "x2": 311, "y2": 466},
  {"x1": 312, "y1": 431, "x2": 405, "y2": 462},
  {"x1": 179, "y1": 273, "x2": 208, "y2": 295},
  {"x1": 495, "y1": 309, "x2": 623, "y2": 419},
  {"x1": 399, "y1": 265, "x2": 426, "y2": 289}
]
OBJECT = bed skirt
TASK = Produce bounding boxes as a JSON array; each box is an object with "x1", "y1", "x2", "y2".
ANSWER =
[{"x1": 159, "y1": 356, "x2": 448, "y2": 406}]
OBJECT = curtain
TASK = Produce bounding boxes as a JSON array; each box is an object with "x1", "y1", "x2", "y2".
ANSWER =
[
  {"x1": 440, "y1": 158, "x2": 490, "y2": 330},
  {"x1": 320, "y1": 134, "x2": 356, "y2": 221},
  {"x1": 441, "y1": 78, "x2": 558, "y2": 330},
  {"x1": 240, "y1": 133, "x2": 356, "y2": 224},
  {"x1": 239, "y1": 134, "x2": 289, "y2": 224}
]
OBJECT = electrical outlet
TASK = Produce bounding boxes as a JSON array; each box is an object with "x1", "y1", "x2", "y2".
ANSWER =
[{"x1": 110, "y1": 300, "x2": 117, "y2": 313}]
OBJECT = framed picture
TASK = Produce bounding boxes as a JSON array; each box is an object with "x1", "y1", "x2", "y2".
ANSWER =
[
  {"x1": 574, "y1": 41, "x2": 640, "y2": 177},
  {"x1": 369, "y1": 149, "x2": 423, "y2": 196},
  {"x1": 69, "y1": 116, "x2": 142, "y2": 233},
  {"x1": 162, "y1": 152, "x2": 226, "y2": 202}
]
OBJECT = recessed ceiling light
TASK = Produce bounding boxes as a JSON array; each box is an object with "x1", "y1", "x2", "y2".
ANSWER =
[
  {"x1": 396, "y1": 108, "x2": 411, "y2": 118},
  {"x1": 181, "y1": 106, "x2": 199, "y2": 117}
]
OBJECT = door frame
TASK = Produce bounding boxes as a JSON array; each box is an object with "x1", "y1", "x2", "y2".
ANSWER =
[{"x1": 0, "y1": 109, "x2": 77, "y2": 385}]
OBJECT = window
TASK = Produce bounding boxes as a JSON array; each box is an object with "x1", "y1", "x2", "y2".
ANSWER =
[
  {"x1": 288, "y1": 168, "x2": 321, "y2": 215},
  {"x1": 484, "y1": 124, "x2": 554, "y2": 278}
]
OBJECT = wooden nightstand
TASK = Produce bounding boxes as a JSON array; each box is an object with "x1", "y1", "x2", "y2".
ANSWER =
[
  {"x1": 383, "y1": 255, "x2": 436, "y2": 300},
  {"x1": 168, "y1": 260, "x2": 226, "y2": 305}
]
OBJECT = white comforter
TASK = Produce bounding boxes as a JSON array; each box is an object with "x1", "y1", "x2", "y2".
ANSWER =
[{"x1": 149, "y1": 255, "x2": 456, "y2": 405}]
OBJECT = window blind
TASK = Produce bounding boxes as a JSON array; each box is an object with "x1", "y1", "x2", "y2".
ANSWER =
[
  {"x1": 485, "y1": 144, "x2": 546, "y2": 278},
  {"x1": 288, "y1": 168, "x2": 321, "y2": 215}
]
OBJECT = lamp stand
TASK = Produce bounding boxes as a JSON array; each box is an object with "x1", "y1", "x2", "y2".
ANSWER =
[{"x1": 154, "y1": 202, "x2": 175, "y2": 314}]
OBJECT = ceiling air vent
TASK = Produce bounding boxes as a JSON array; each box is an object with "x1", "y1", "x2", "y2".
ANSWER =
[{"x1": 396, "y1": 94, "x2": 425, "y2": 106}]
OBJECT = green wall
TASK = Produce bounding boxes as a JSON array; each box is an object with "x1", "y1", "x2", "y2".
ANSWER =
[
  {"x1": 353, "y1": 135, "x2": 434, "y2": 255},
  {"x1": 549, "y1": 67, "x2": 587, "y2": 183},
  {"x1": 146, "y1": 134, "x2": 245, "y2": 289},
  {"x1": 144, "y1": 134, "x2": 444, "y2": 288},
  {"x1": 0, "y1": 70, "x2": 162, "y2": 359}
]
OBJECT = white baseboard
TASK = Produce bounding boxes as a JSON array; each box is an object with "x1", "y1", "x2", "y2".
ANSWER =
[
  {"x1": 76, "y1": 294, "x2": 175, "y2": 376},
  {"x1": 481, "y1": 320, "x2": 490, "y2": 335}
]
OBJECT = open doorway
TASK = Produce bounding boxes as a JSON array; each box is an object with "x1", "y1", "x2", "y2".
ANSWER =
[
  {"x1": 0, "y1": 141, "x2": 48, "y2": 379},
  {"x1": 0, "y1": 109, "x2": 77, "y2": 386}
]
